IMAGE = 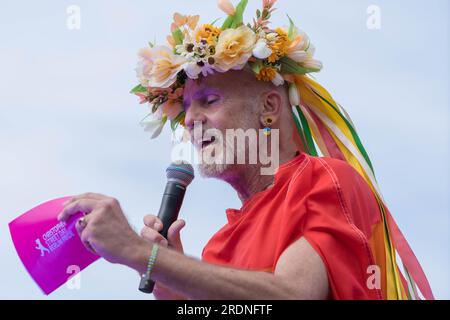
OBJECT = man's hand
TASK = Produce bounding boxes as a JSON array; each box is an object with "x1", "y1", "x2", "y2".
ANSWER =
[
  {"x1": 140, "y1": 215, "x2": 187, "y2": 300},
  {"x1": 57, "y1": 193, "x2": 149, "y2": 267}
]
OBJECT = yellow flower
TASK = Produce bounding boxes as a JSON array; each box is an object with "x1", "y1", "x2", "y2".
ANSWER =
[
  {"x1": 267, "y1": 28, "x2": 290, "y2": 63},
  {"x1": 255, "y1": 66, "x2": 284, "y2": 86},
  {"x1": 213, "y1": 25, "x2": 257, "y2": 72},
  {"x1": 195, "y1": 24, "x2": 221, "y2": 45},
  {"x1": 255, "y1": 66, "x2": 277, "y2": 82},
  {"x1": 148, "y1": 46, "x2": 187, "y2": 88}
]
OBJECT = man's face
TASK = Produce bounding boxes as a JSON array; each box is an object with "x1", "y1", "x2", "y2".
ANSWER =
[{"x1": 183, "y1": 70, "x2": 261, "y2": 178}]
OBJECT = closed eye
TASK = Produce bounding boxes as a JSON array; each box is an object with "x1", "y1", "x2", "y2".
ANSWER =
[{"x1": 206, "y1": 95, "x2": 220, "y2": 105}]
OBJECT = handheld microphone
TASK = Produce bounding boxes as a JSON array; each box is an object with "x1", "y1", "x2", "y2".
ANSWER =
[{"x1": 139, "y1": 162, "x2": 195, "y2": 294}]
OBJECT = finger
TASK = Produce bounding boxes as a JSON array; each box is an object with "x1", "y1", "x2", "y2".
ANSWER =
[
  {"x1": 84, "y1": 242, "x2": 97, "y2": 255},
  {"x1": 153, "y1": 282, "x2": 173, "y2": 300},
  {"x1": 63, "y1": 192, "x2": 109, "y2": 206},
  {"x1": 75, "y1": 216, "x2": 89, "y2": 236},
  {"x1": 140, "y1": 227, "x2": 166, "y2": 245},
  {"x1": 167, "y1": 219, "x2": 185, "y2": 251},
  {"x1": 79, "y1": 227, "x2": 97, "y2": 255},
  {"x1": 58, "y1": 199, "x2": 99, "y2": 222},
  {"x1": 143, "y1": 215, "x2": 163, "y2": 231}
]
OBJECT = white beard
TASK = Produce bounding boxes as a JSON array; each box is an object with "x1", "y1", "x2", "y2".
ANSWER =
[{"x1": 196, "y1": 135, "x2": 248, "y2": 178}]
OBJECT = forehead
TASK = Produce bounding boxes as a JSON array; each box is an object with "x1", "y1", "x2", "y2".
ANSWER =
[{"x1": 183, "y1": 70, "x2": 257, "y2": 105}]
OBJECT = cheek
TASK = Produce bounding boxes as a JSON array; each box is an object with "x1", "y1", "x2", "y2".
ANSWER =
[
  {"x1": 211, "y1": 104, "x2": 242, "y2": 130},
  {"x1": 206, "y1": 99, "x2": 257, "y2": 130}
]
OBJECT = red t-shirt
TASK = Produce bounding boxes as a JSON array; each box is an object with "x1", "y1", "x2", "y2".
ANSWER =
[{"x1": 201, "y1": 152, "x2": 385, "y2": 300}]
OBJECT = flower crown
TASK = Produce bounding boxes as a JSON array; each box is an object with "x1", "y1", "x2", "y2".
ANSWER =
[{"x1": 131, "y1": 0, "x2": 323, "y2": 138}]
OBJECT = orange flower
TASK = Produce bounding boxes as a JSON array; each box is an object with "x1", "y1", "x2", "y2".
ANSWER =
[
  {"x1": 167, "y1": 35, "x2": 176, "y2": 48},
  {"x1": 255, "y1": 66, "x2": 277, "y2": 82},
  {"x1": 267, "y1": 28, "x2": 290, "y2": 63},
  {"x1": 195, "y1": 24, "x2": 221, "y2": 45},
  {"x1": 255, "y1": 66, "x2": 284, "y2": 86},
  {"x1": 171, "y1": 13, "x2": 199, "y2": 31}
]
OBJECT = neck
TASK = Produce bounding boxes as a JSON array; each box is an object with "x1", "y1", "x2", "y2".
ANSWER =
[{"x1": 221, "y1": 148, "x2": 300, "y2": 204}]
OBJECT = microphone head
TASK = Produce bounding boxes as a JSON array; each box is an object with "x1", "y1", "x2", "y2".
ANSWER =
[{"x1": 166, "y1": 162, "x2": 195, "y2": 187}]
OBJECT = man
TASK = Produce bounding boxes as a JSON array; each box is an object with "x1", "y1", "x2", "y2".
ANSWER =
[
  {"x1": 58, "y1": 0, "x2": 433, "y2": 300},
  {"x1": 59, "y1": 69, "x2": 333, "y2": 299}
]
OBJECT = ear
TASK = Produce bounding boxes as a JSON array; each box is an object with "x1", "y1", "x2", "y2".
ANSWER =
[{"x1": 259, "y1": 90, "x2": 283, "y2": 128}]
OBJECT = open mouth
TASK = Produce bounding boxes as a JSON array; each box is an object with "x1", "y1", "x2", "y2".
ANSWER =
[{"x1": 201, "y1": 136, "x2": 216, "y2": 149}]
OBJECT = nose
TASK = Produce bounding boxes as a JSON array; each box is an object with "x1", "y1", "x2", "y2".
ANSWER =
[{"x1": 184, "y1": 103, "x2": 207, "y2": 132}]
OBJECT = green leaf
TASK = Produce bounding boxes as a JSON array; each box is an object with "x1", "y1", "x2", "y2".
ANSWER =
[
  {"x1": 249, "y1": 60, "x2": 263, "y2": 75},
  {"x1": 256, "y1": 9, "x2": 261, "y2": 18},
  {"x1": 231, "y1": 0, "x2": 248, "y2": 28},
  {"x1": 287, "y1": 14, "x2": 296, "y2": 41},
  {"x1": 172, "y1": 28, "x2": 184, "y2": 45},
  {"x1": 170, "y1": 112, "x2": 185, "y2": 131},
  {"x1": 130, "y1": 84, "x2": 147, "y2": 94},
  {"x1": 221, "y1": 15, "x2": 235, "y2": 30},
  {"x1": 211, "y1": 17, "x2": 221, "y2": 26},
  {"x1": 279, "y1": 57, "x2": 319, "y2": 75}
]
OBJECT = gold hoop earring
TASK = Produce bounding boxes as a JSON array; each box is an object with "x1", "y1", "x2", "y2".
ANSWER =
[{"x1": 264, "y1": 117, "x2": 273, "y2": 127}]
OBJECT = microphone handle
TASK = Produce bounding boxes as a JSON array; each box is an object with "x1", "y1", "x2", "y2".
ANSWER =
[{"x1": 139, "y1": 182, "x2": 186, "y2": 294}]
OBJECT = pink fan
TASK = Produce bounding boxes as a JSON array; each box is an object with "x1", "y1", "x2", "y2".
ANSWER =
[{"x1": 9, "y1": 196, "x2": 100, "y2": 295}]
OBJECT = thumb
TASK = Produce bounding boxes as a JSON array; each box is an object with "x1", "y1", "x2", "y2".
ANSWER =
[{"x1": 167, "y1": 219, "x2": 185, "y2": 252}]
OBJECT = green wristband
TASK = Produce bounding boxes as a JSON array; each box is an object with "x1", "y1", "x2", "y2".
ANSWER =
[{"x1": 142, "y1": 243, "x2": 159, "y2": 279}]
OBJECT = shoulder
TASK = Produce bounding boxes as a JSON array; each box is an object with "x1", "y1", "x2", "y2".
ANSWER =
[
  {"x1": 288, "y1": 153, "x2": 365, "y2": 194},
  {"x1": 287, "y1": 154, "x2": 377, "y2": 220}
]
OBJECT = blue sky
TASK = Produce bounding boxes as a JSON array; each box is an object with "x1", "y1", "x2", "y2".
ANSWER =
[{"x1": 0, "y1": 0, "x2": 448, "y2": 299}]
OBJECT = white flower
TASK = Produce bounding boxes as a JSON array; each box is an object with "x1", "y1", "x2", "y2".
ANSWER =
[
  {"x1": 271, "y1": 72, "x2": 285, "y2": 86},
  {"x1": 252, "y1": 39, "x2": 272, "y2": 59},
  {"x1": 147, "y1": 46, "x2": 187, "y2": 88},
  {"x1": 286, "y1": 28, "x2": 318, "y2": 64},
  {"x1": 302, "y1": 59, "x2": 323, "y2": 71},
  {"x1": 184, "y1": 62, "x2": 202, "y2": 79},
  {"x1": 141, "y1": 117, "x2": 166, "y2": 139},
  {"x1": 135, "y1": 48, "x2": 155, "y2": 87},
  {"x1": 201, "y1": 64, "x2": 216, "y2": 77},
  {"x1": 287, "y1": 51, "x2": 310, "y2": 63},
  {"x1": 140, "y1": 108, "x2": 167, "y2": 139}
]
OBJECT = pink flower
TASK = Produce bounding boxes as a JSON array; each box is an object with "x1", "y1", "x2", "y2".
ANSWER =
[
  {"x1": 136, "y1": 93, "x2": 149, "y2": 104},
  {"x1": 168, "y1": 87, "x2": 184, "y2": 100},
  {"x1": 218, "y1": 0, "x2": 236, "y2": 16},
  {"x1": 162, "y1": 100, "x2": 184, "y2": 121},
  {"x1": 263, "y1": 0, "x2": 277, "y2": 8}
]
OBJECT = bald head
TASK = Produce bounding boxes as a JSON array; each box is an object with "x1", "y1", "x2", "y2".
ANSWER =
[{"x1": 183, "y1": 68, "x2": 292, "y2": 132}]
